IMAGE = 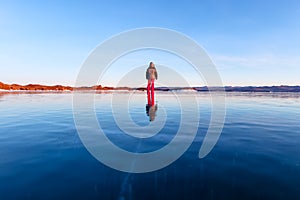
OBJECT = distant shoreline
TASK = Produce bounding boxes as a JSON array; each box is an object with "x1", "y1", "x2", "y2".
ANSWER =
[{"x1": 1, "y1": 81, "x2": 299, "y2": 92}]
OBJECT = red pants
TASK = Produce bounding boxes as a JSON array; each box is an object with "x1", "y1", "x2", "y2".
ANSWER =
[{"x1": 147, "y1": 79, "x2": 155, "y2": 106}]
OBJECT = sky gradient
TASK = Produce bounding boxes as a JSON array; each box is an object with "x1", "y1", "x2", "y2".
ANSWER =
[{"x1": 0, "y1": 0, "x2": 300, "y2": 86}]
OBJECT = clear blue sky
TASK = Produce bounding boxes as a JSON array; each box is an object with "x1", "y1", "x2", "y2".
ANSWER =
[{"x1": 1, "y1": 0, "x2": 300, "y2": 86}]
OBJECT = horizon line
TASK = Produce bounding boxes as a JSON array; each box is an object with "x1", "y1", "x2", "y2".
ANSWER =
[{"x1": 1, "y1": 81, "x2": 300, "y2": 89}]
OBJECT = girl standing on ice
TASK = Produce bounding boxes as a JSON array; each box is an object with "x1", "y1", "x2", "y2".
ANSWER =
[{"x1": 145, "y1": 62, "x2": 158, "y2": 106}]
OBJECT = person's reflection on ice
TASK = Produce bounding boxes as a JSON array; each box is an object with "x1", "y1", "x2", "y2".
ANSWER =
[{"x1": 146, "y1": 104, "x2": 158, "y2": 122}]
